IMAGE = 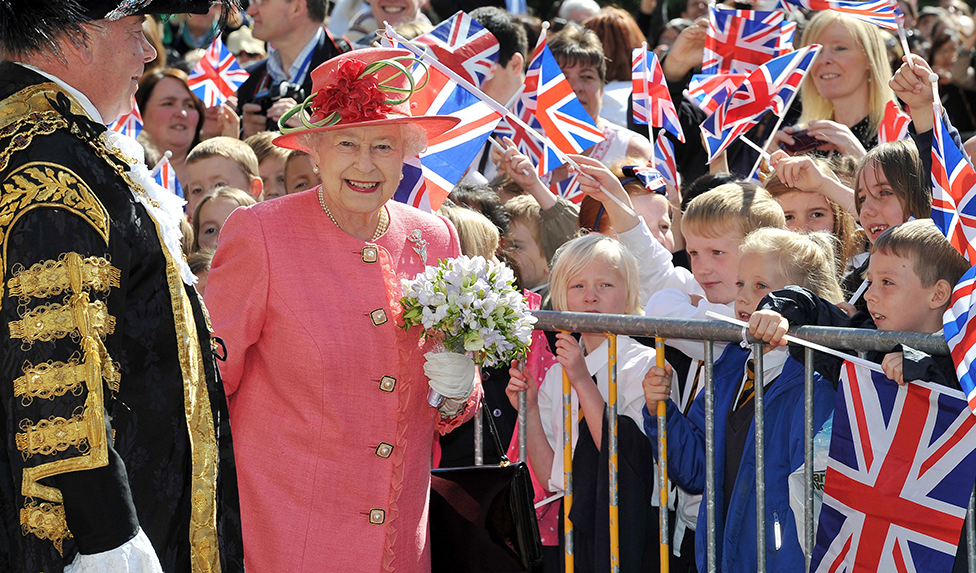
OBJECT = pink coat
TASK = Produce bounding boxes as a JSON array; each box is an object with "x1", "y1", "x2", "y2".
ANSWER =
[{"x1": 205, "y1": 191, "x2": 472, "y2": 573}]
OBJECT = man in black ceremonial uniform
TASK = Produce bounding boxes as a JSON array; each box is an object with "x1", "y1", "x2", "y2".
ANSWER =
[{"x1": 0, "y1": 1, "x2": 244, "y2": 571}]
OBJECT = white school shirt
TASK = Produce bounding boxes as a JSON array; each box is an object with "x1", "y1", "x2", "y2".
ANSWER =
[
  {"x1": 537, "y1": 335, "x2": 656, "y2": 494},
  {"x1": 615, "y1": 216, "x2": 704, "y2": 308}
]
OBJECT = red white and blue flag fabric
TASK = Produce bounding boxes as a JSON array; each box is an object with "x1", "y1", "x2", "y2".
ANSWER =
[
  {"x1": 385, "y1": 30, "x2": 504, "y2": 210},
  {"x1": 780, "y1": 0, "x2": 899, "y2": 30},
  {"x1": 703, "y1": 8, "x2": 786, "y2": 75},
  {"x1": 108, "y1": 97, "x2": 143, "y2": 138},
  {"x1": 495, "y1": 93, "x2": 565, "y2": 176},
  {"x1": 393, "y1": 156, "x2": 433, "y2": 212},
  {"x1": 628, "y1": 165, "x2": 667, "y2": 194},
  {"x1": 523, "y1": 36, "x2": 605, "y2": 155},
  {"x1": 188, "y1": 36, "x2": 250, "y2": 107},
  {"x1": 688, "y1": 73, "x2": 748, "y2": 114},
  {"x1": 632, "y1": 49, "x2": 685, "y2": 142},
  {"x1": 153, "y1": 155, "x2": 183, "y2": 199},
  {"x1": 414, "y1": 11, "x2": 499, "y2": 89},
  {"x1": 945, "y1": 267, "x2": 976, "y2": 414},
  {"x1": 811, "y1": 362, "x2": 976, "y2": 573},
  {"x1": 653, "y1": 133, "x2": 679, "y2": 189},
  {"x1": 878, "y1": 99, "x2": 912, "y2": 144},
  {"x1": 930, "y1": 110, "x2": 976, "y2": 264},
  {"x1": 701, "y1": 45, "x2": 820, "y2": 163}
]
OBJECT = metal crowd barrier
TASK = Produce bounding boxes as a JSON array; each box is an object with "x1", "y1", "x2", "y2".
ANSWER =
[{"x1": 481, "y1": 310, "x2": 967, "y2": 573}]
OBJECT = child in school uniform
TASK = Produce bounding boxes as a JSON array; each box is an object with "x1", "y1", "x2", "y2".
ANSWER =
[
  {"x1": 506, "y1": 234, "x2": 660, "y2": 572},
  {"x1": 642, "y1": 228, "x2": 844, "y2": 573}
]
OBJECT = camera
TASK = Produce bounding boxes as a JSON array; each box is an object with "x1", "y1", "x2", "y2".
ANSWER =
[
  {"x1": 252, "y1": 81, "x2": 306, "y2": 131},
  {"x1": 780, "y1": 129, "x2": 824, "y2": 155}
]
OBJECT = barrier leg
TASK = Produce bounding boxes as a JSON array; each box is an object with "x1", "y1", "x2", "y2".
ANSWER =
[
  {"x1": 754, "y1": 344, "x2": 767, "y2": 573},
  {"x1": 804, "y1": 348, "x2": 815, "y2": 570},
  {"x1": 518, "y1": 359, "x2": 527, "y2": 463},
  {"x1": 704, "y1": 341, "x2": 717, "y2": 573},
  {"x1": 609, "y1": 335, "x2": 620, "y2": 573},
  {"x1": 656, "y1": 337, "x2": 670, "y2": 573},
  {"x1": 563, "y1": 368, "x2": 574, "y2": 573}
]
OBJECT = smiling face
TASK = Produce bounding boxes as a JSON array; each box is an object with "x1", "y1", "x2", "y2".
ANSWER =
[
  {"x1": 371, "y1": 0, "x2": 422, "y2": 27},
  {"x1": 863, "y1": 250, "x2": 944, "y2": 332},
  {"x1": 87, "y1": 16, "x2": 157, "y2": 122},
  {"x1": 809, "y1": 20, "x2": 871, "y2": 104},
  {"x1": 776, "y1": 191, "x2": 836, "y2": 234},
  {"x1": 856, "y1": 160, "x2": 907, "y2": 244},
  {"x1": 196, "y1": 197, "x2": 240, "y2": 251},
  {"x1": 735, "y1": 252, "x2": 789, "y2": 322},
  {"x1": 564, "y1": 257, "x2": 629, "y2": 315},
  {"x1": 685, "y1": 228, "x2": 743, "y2": 305},
  {"x1": 631, "y1": 193, "x2": 675, "y2": 252},
  {"x1": 311, "y1": 125, "x2": 406, "y2": 218},
  {"x1": 558, "y1": 60, "x2": 604, "y2": 123},
  {"x1": 142, "y1": 77, "x2": 200, "y2": 156}
]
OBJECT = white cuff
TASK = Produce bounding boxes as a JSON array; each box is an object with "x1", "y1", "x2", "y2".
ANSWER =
[{"x1": 64, "y1": 528, "x2": 162, "y2": 573}]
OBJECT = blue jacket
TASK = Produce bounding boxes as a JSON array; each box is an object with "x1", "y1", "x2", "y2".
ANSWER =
[{"x1": 644, "y1": 344, "x2": 835, "y2": 573}]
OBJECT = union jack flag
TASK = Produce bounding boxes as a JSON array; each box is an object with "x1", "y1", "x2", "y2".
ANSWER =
[
  {"x1": 632, "y1": 49, "x2": 685, "y2": 142},
  {"x1": 414, "y1": 11, "x2": 499, "y2": 89},
  {"x1": 385, "y1": 30, "x2": 504, "y2": 210},
  {"x1": 627, "y1": 165, "x2": 667, "y2": 194},
  {"x1": 703, "y1": 7, "x2": 786, "y2": 75},
  {"x1": 878, "y1": 99, "x2": 912, "y2": 144},
  {"x1": 931, "y1": 111, "x2": 976, "y2": 264},
  {"x1": 701, "y1": 45, "x2": 820, "y2": 163},
  {"x1": 188, "y1": 36, "x2": 250, "y2": 107},
  {"x1": 547, "y1": 170, "x2": 582, "y2": 203},
  {"x1": 653, "y1": 133, "x2": 679, "y2": 189},
  {"x1": 153, "y1": 155, "x2": 183, "y2": 199},
  {"x1": 778, "y1": 21, "x2": 797, "y2": 54},
  {"x1": 392, "y1": 156, "x2": 434, "y2": 212},
  {"x1": 780, "y1": 0, "x2": 899, "y2": 30},
  {"x1": 688, "y1": 73, "x2": 748, "y2": 114},
  {"x1": 107, "y1": 96, "x2": 143, "y2": 138},
  {"x1": 811, "y1": 362, "x2": 976, "y2": 573},
  {"x1": 945, "y1": 266, "x2": 976, "y2": 414},
  {"x1": 494, "y1": 93, "x2": 565, "y2": 176},
  {"x1": 524, "y1": 34, "x2": 605, "y2": 155}
]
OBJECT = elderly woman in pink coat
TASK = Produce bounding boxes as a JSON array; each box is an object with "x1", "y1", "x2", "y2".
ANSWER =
[{"x1": 204, "y1": 48, "x2": 480, "y2": 573}]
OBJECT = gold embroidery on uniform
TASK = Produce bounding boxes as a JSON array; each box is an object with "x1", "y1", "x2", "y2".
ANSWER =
[
  {"x1": 155, "y1": 201, "x2": 222, "y2": 572},
  {"x1": 16, "y1": 406, "x2": 92, "y2": 458},
  {"x1": 21, "y1": 499, "x2": 72, "y2": 555},
  {"x1": 14, "y1": 356, "x2": 87, "y2": 405},
  {"x1": 8, "y1": 252, "x2": 120, "y2": 301},
  {"x1": 8, "y1": 292, "x2": 115, "y2": 345}
]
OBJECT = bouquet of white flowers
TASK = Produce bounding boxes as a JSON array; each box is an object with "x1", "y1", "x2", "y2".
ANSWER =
[{"x1": 400, "y1": 255, "x2": 537, "y2": 414}]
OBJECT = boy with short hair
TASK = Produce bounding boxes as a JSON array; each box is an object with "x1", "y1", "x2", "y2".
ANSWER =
[
  {"x1": 749, "y1": 219, "x2": 970, "y2": 388},
  {"x1": 503, "y1": 195, "x2": 553, "y2": 302},
  {"x1": 283, "y1": 150, "x2": 321, "y2": 196},
  {"x1": 245, "y1": 131, "x2": 290, "y2": 200},
  {"x1": 185, "y1": 136, "x2": 264, "y2": 217}
]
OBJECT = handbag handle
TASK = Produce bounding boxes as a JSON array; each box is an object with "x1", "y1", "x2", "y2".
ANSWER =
[{"x1": 479, "y1": 394, "x2": 510, "y2": 466}]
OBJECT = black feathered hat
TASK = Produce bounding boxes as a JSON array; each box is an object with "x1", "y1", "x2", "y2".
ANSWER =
[{"x1": 0, "y1": 0, "x2": 239, "y2": 58}]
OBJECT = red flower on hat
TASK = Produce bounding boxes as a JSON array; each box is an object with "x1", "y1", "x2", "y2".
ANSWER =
[{"x1": 309, "y1": 59, "x2": 394, "y2": 124}]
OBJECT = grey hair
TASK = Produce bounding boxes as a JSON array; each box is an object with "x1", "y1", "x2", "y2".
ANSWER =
[{"x1": 296, "y1": 122, "x2": 427, "y2": 158}]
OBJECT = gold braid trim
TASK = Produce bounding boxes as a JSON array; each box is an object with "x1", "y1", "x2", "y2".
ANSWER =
[
  {"x1": 16, "y1": 406, "x2": 92, "y2": 458},
  {"x1": 8, "y1": 252, "x2": 120, "y2": 301},
  {"x1": 21, "y1": 499, "x2": 71, "y2": 556},
  {"x1": 14, "y1": 355, "x2": 87, "y2": 405},
  {"x1": 8, "y1": 292, "x2": 115, "y2": 345}
]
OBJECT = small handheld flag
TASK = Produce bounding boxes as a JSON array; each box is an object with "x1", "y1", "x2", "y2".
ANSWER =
[
  {"x1": 188, "y1": 36, "x2": 250, "y2": 107},
  {"x1": 108, "y1": 96, "x2": 143, "y2": 138}
]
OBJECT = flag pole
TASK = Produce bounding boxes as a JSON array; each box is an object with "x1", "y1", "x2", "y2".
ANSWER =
[
  {"x1": 643, "y1": 42, "x2": 656, "y2": 167},
  {"x1": 150, "y1": 150, "x2": 173, "y2": 178}
]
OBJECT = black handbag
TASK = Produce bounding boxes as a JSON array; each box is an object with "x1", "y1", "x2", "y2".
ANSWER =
[{"x1": 429, "y1": 398, "x2": 544, "y2": 572}]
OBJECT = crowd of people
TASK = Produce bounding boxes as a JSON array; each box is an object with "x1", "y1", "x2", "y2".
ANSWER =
[{"x1": 2, "y1": 0, "x2": 976, "y2": 572}]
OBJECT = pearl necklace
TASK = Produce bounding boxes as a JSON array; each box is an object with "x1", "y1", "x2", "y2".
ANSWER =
[{"x1": 318, "y1": 186, "x2": 389, "y2": 242}]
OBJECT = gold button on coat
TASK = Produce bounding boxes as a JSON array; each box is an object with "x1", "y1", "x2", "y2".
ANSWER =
[
  {"x1": 375, "y1": 442, "x2": 393, "y2": 458},
  {"x1": 379, "y1": 376, "x2": 396, "y2": 392},
  {"x1": 361, "y1": 246, "x2": 378, "y2": 263},
  {"x1": 369, "y1": 309, "x2": 387, "y2": 326},
  {"x1": 369, "y1": 509, "x2": 386, "y2": 524}
]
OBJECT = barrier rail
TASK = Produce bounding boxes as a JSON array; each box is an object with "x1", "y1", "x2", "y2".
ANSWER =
[{"x1": 510, "y1": 310, "x2": 965, "y2": 573}]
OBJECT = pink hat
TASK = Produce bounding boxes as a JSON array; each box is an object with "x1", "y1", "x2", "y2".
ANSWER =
[{"x1": 273, "y1": 48, "x2": 459, "y2": 152}]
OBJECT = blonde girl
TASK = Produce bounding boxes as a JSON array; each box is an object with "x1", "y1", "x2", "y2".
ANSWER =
[{"x1": 506, "y1": 234, "x2": 661, "y2": 568}]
